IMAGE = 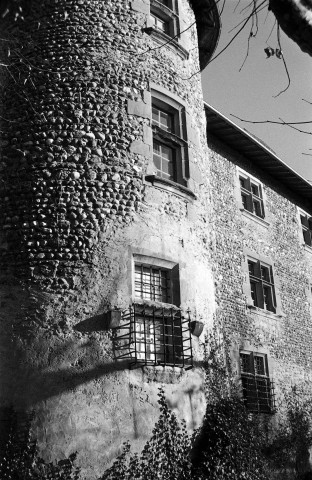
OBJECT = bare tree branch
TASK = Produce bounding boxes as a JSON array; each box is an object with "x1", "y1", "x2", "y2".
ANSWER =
[{"x1": 273, "y1": 24, "x2": 291, "y2": 97}]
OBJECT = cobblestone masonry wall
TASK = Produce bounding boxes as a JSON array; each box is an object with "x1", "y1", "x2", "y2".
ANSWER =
[
  {"x1": 0, "y1": 0, "x2": 216, "y2": 477},
  {"x1": 207, "y1": 134, "x2": 312, "y2": 410}
]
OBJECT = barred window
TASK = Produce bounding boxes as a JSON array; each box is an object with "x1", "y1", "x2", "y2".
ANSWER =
[
  {"x1": 239, "y1": 175, "x2": 264, "y2": 218},
  {"x1": 300, "y1": 213, "x2": 312, "y2": 246},
  {"x1": 134, "y1": 264, "x2": 171, "y2": 303},
  {"x1": 129, "y1": 304, "x2": 192, "y2": 368},
  {"x1": 240, "y1": 351, "x2": 275, "y2": 414},
  {"x1": 248, "y1": 259, "x2": 276, "y2": 313}
]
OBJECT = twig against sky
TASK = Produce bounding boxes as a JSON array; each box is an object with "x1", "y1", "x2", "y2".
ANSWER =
[
  {"x1": 231, "y1": 113, "x2": 312, "y2": 135},
  {"x1": 273, "y1": 25, "x2": 291, "y2": 97}
]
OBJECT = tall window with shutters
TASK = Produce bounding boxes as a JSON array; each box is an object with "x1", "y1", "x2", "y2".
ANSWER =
[
  {"x1": 300, "y1": 213, "x2": 312, "y2": 247},
  {"x1": 240, "y1": 351, "x2": 275, "y2": 414},
  {"x1": 239, "y1": 174, "x2": 265, "y2": 218},
  {"x1": 248, "y1": 259, "x2": 276, "y2": 312}
]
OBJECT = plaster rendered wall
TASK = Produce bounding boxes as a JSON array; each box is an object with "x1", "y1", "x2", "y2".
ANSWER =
[
  {"x1": 207, "y1": 134, "x2": 312, "y2": 409},
  {"x1": 0, "y1": 0, "x2": 216, "y2": 477}
]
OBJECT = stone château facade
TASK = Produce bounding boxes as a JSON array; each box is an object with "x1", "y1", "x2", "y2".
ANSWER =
[{"x1": 1, "y1": 0, "x2": 312, "y2": 478}]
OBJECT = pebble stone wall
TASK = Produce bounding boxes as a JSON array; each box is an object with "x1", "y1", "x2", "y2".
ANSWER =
[
  {"x1": 207, "y1": 133, "x2": 312, "y2": 414},
  {"x1": 0, "y1": 0, "x2": 217, "y2": 477}
]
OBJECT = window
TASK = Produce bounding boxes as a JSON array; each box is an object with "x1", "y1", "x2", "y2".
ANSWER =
[
  {"x1": 240, "y1": 351, "x2": 275, "y2": 413},
  {"x1": 248, "y1": 259, "x2": 276, "y2": 312},
  {"x1": 239, "y1": 175, "x2": 264, "y2": 218},
  {"x1": 121, "y1": 259, "x2": 192, "y2": 368},
  {"x1": 149, "y1": 0, "x2": 179, "y2": 39},
  {"x1": 151, "y1": 96, "x2": 187, "y2": 185},
  {"x1": 130, "y1": 304, "x2": 188, "y2": 366},
  {"x1": 134, "y1": 264, "x2": 171, "y2": 303},
  {"x1": 300, "y1": 213, "x2": 312, "y2": 246}
]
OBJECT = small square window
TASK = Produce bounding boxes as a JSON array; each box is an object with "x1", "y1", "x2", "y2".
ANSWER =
[
  {"x1": 300, "y1": 213, "x2": 312, "y2": 246},
  {"x1": 240, "y1": 351, "x2": 275, "y2": 414},
  {"x1": 135, "y1": 263, "x2": 171, "y2": 303},
  {"x1": 248, "y1": 259, "x2": 276, "y2": 312},
  {"x1": 239, "y1": 175, "x2": 264, "y2": 218}
]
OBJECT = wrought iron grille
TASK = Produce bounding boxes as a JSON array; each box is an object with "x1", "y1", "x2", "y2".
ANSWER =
[
  {"x1": 114, "y1": 304, "x2": 193, "y2": 369},
  {"x1": 241, "y1": 375, "x2": 276, "y2": 414}
]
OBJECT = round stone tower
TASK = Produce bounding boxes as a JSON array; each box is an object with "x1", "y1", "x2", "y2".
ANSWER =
[{"x1": 0, "y1": 0, "x2": 219, "y2": 477}]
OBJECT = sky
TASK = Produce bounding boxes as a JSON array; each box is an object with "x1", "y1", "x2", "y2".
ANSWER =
[{"x1": 201, "y1": 0, "x2": 312, "y2": 182}]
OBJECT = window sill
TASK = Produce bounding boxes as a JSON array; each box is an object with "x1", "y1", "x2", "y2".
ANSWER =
[
  {"x1": 133, "y1": 298, "x2": 180, "y2": 310},
  {"x1": 145, "y1": 174, "x2": 197, "y2": 201},
  {"x1": 240, "y1": 208, "x2": 270, "y2": 228},
  {"x1": 147, "y1": 28, "x2": 189, "y2": 60},
  {"x1": 247, "y1": 305, "x2": 285, "y2": 319},
  {"x1": 141, "y1": 364, "x2": 192, "y2": 383}
]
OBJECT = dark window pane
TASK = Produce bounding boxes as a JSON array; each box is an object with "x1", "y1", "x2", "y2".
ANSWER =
[
  {"x1": 253, "y1": 199, "x2": 262, "y2": 217},
  {"x1": 261, "y1": 266, "x2": 270, "y2": 282},
  {"x1": 239, "y1": 177, "x2": 246, "y2": 188},
  {"x1": 250, "y1": 281, "x2": 258, "y2": 306},
  {"x1": 240, "y1": 353, "x2": 251, "y2": 373},
  {"x1": 251, "y1": 183, "x2": 259, "y2": 196},
  {"x1": 241, "y1": 194, "x2": 248, "y2": 210},
  {"x1": 254, "y1": 355, "x2": 266, "y2": 376},
  {"x1": 263, "y1": 286, "x2": 275, "y2": 312}
]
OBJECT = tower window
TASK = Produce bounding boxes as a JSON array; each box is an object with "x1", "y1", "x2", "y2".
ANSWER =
[
  {"x1": 240, "y1": 351, "x2": 275, "y2": 414},
  {"x1": 134, "y1": 263, "x2": 171, "y2": 303},
  {"x1": 149, "y1": 0, "x2": 179, "y2": 39},
  {"x1": 150, "y1": 13, "x2": 170, "y2": 34},
  {"x1": 151, "y1": 96, "x2": 187, "y2": 186}
]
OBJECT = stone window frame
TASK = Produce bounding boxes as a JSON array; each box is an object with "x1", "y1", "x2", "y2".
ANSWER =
[
  {"x1": 151, "y1": 93, "x2": 188, "y2": 186},
  {"x1": 242, "y1": 249, "x2": 284, "y2": 317},
  {"x1": 146, "y1": 0, "x2": 189, "y2": 60},
  {"x1": 132, "y1": 253, "x2": 181, "y2": 308},
  {"x1": 128, "y1": 253, "x2": 192, "y2": 369},
  {"x1": 297, "y1": 207, "x2": 312, "y2": 253},
  {"x1": 145, "y1": 85, "x2": 197, "y2": 199},
  {"x1": 234, "y1": 167, "x2": 270, "y2": 228},
  {"x1": 231, "y1": 342, "x2": 276, "y2": 415}
]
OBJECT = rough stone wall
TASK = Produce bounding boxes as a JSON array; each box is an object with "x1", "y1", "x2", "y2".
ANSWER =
[
  {"x1": 207, "y1": 134, "x2": 312, "y2": 407},
  {"x1": 0, "y1": 0, "x2": 216, "y2": 477}
]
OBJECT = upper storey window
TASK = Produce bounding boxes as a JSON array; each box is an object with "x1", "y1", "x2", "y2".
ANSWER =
[
  {"x1": 149, "y1": 0, "x2": 179, "y2": 39},
  {"x1": 239, "y1": 174, "x2": 264, "y2": 218},
  {"x1": 150, "y1": 13, "x2": 170, "y2": 34},
  {"x1": 248, "y1": 259, "x2": 276, "y2": 313},
  {"x1": 300, "y1": 213, "x2": 312, "y2": 247},
  {"x1": 151, "y1": 96, "x2": 187, "y2": 186}
]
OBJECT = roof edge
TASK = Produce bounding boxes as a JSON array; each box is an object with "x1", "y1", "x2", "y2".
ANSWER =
[
  {"x1": 189, "y1": 0, "x2": 221, "y2": 70},
  {"x1": 204, "y1": 102, "x2": 312, "y2": 201}
]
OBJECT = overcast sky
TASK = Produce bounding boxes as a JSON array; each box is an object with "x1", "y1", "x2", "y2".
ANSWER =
[{"x1": 202, "y1": 0, "x2": 312, "y2": 182}]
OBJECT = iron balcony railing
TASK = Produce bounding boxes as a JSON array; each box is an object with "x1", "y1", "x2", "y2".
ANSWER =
[{"x1": 114, "y1": 304, "x2": 193, "y2": 370}]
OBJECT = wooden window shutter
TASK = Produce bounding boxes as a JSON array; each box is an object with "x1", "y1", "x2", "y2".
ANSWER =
[{"x1": 254, "y1": 261, "x2": 264, "y2": 308}]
